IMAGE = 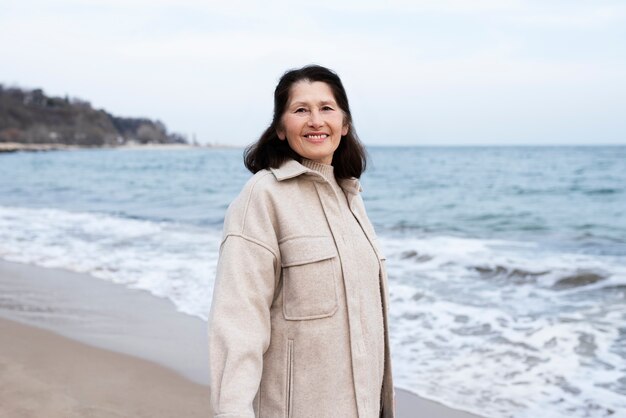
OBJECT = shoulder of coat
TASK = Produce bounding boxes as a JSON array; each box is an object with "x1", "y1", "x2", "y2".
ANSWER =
[
  {"x1": 222, "y1": 171, "x2": 280, "y2": 241},
  {"x1": 230, "y1": 170, "x2": 276, "y2": 209}
]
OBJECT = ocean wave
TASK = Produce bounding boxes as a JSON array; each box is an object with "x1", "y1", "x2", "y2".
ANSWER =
[
  {"x1": 0, "y1": 205, "x2": 221, "y2": 319},
  {"x1": 379, "y1": 235, "x2": 626, "y2": 418},
  {"x1": 1, "y1": 206, "x2": 625, "y2": 417}
]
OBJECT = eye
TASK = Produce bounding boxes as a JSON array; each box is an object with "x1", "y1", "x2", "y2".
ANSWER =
[
  {"x1": 321, "y1": 105, "x2": 334, "y2": 111},
  {"x1": 294, "y1": 107, "x2": 308, "y2": 113}
]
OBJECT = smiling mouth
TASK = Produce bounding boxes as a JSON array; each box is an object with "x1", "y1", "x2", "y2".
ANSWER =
[{"x1": 304, "y1": 134, "x2": 329, "y2": 140}]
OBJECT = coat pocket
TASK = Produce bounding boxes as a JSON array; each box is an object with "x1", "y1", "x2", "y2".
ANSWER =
[{"x1": 279, "y1": 236, "x2": 339, "y2": 320}]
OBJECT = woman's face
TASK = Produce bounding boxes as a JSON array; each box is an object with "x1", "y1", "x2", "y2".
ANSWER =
[{"x1": 277, "y1": 81, "x2": 349, "y2": 165}]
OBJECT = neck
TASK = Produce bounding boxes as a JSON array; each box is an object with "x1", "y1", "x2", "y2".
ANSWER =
[{"x1": 300, "y1": 158, "x2": 335, "y2": 182}]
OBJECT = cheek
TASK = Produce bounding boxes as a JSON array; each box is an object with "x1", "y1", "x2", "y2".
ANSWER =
[
  {"x1": 283, "y1": 117, "x2": 302, "y2": 135},
  {"x1": 278, "y1": 116, "x2": 297, "y2": 140}
]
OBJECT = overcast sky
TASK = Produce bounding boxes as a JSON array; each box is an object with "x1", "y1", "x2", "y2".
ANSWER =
[{"x1": 2, "y1": 0, "x2": 625, "y2": 146}]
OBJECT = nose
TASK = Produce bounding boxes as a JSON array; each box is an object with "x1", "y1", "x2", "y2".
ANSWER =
[{"x1": 307, "y1": 109, "x2": 323, "y2": 128}]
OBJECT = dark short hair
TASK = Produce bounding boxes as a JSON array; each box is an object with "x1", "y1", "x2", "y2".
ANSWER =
[{"x1": 244, "y1": 65, "x2": 367, "y2": 179}]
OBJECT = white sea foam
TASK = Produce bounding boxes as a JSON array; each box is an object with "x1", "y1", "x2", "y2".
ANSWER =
[
  {"x1": 0, "y1": 206, "x2": 221, "y2": 319},
  {"x1": 0, "y1": 206, "x2": 624, "y2": 417},
  {"x1": 379, "y1": 235, "x2": 626, "y2": 418}
]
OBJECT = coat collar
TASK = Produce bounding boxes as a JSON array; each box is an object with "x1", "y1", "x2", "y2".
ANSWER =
[{"x1": 270, "y1": 159, "x2": 363, "y2": 195}]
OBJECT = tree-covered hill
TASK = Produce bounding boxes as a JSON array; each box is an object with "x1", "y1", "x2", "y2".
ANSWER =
[{"x1": 0, "y1": 85, "x2": 187, "y2": 146}]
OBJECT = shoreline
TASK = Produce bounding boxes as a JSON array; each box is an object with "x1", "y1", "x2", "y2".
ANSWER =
[
  {"x1": 0, "y1": 259, "x2": 484, "y2": 417},
  {"x1": 0, "y1": 142, "x2": 238, "y2": 153}
]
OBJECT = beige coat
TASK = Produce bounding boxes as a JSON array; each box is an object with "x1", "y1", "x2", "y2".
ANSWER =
[{"x1": 208, "y1": 158, "x2": 394, "y2": 418}]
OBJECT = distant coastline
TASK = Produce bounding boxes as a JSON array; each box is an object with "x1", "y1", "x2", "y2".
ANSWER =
[
  {"x1": 0, "y1": 84, "x2": 192, "y2": 149},
  {"x1": 0, "y1": 142, "x2": 238, "y2": 153}
]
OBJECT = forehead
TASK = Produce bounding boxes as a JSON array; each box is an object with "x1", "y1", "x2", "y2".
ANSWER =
[{"x1": 288, "y1": 81, "x2": 337, "y2": 105}]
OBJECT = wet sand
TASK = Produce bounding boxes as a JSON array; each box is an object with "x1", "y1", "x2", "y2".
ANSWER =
[
  {"x1": 0, "y1": 317, "x2": 209, "y2": 418},
  {"x1": 0, "y1": 260, "x2": 484, "y2": 417}
]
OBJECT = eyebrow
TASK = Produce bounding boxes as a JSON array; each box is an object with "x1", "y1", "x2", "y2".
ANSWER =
[{"x1": 289, "y1": 100, "x2": 338, "y2": 107}]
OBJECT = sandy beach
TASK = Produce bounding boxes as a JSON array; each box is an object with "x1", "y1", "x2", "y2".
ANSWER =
[
  {"x1": 0, "y1": 260, "x2": 484, "y2": 418},
  {"x1": 0, "y1": 317, "x2": 210, "y2": 418}
]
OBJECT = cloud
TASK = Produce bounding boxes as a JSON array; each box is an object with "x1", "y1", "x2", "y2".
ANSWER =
[
  {"x1": 1, "y1": 0, "x2": 624, "y2": 145},
  {"x1": 514, "y1": 4, "x2": 626, "y2": 28}
]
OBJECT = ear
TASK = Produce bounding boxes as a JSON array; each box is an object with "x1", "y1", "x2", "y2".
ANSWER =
[
  {"x1": 341, "y1": 123, "x2": 349, "y2": 137},
  {"x1": 276, "y1": 128, "x2": 286, "y2": 140}
]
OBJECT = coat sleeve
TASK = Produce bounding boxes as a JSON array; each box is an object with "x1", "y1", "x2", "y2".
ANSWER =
[{"x1": 208, "y1": 233, "x2": 278, "y2": 418}]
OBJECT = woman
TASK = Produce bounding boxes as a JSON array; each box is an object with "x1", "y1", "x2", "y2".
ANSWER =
[{"x1": 208, "y1": 65, "x2": 394, "y2": 418}]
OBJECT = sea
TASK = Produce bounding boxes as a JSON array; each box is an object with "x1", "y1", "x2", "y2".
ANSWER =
[{"x1": 0, "y1": 146, "x2": 624, "y2": 418}]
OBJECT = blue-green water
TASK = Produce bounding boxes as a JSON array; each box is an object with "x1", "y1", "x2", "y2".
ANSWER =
[
  {"x1": 1, "y1": 146, "x2": 625, "y2": 418},
  {"x1": 3, "y1": 146, "x2": 624, "y2": 252}
]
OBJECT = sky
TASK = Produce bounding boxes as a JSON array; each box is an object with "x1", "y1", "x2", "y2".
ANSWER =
[{"x1": 1, "y1": 0, "x2": 625, "y2": 146}]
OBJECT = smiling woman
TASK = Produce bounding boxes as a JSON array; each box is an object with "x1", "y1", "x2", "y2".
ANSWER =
[
  {"x1": 207, "y1": 65, "x2": 395, "y2": 418},
  {"x1": 242, "y1": 65, "x2": 367, "y2": 180},
  {"x1": 276, "y1": 81, "x2": 349, "y2": 164}
]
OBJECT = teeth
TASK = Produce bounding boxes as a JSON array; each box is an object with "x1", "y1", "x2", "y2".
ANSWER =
[{"x1": 306, "y1": 134, "x2": 328, "y2": 139}]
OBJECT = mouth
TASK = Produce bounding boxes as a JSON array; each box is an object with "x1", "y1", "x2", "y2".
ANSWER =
[{"x1": 304, "y1": 133, "x2": 329, "y2": 142}]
